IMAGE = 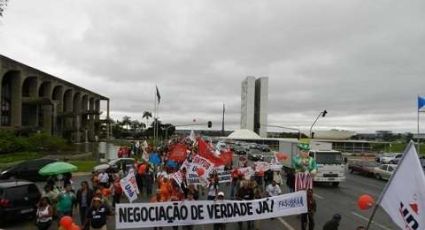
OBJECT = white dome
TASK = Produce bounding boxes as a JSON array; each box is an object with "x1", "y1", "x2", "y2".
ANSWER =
[{"x1": 228, "y1": 129, "x2": 261, "y2": 139}]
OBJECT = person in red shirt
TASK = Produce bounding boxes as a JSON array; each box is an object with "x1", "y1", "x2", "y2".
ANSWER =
[{"x1": 230, "y1": 168, "x2": 240, "y2": 199}]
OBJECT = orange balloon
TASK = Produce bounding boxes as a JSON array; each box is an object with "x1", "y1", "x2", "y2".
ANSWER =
[
  {"x1": 70, "y1": 223, "x2": 81, "y2": 230},
  {"x1": 59, "y1": 216, "x2": 73, "y2": 229},
  {"x1": 358, "y1": 194, "x2": 374, "y2": 210},
  {"x1": 102, "y1": 188, "x2": 111, "y2": 197},
  {"x1": 196, "y1": 167, "x2": 205, "y2": 176}
]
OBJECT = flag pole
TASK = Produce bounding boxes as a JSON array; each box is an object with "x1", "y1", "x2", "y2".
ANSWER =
[
  {"x1": 153, "y1": 88, "x2": 157, "y2": 147},
  {"x1": 156, "y1": 92, "x2": 160, "y2": 145},
  {"x1": 365, "y1": 141, "x2": 415, "y2": 229},
  {"x1": 418, "y1": 97, "x2": 421, "y2": 154}
]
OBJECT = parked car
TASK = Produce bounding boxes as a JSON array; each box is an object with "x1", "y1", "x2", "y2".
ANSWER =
[
  {"x1": 257, "y1": 144, "x2": 271, "y2": 152},
  {"x1": 373, "y1": 164, "x2": 397, "y2": 180},
  {"x1": 0, "y1": 159, "x2": 57, "y2": 181},
  {"x1": 388, "y1": 154, "x2": 403, "y2": 164},
  {"x1": 348, "y1": 160, "x2": 379, "y2": 176},
  {"x1": 247, "y1": 149, "x2": 264, "y2": 161},
  {"x1": 376, "y1": 153, "x2": 401, "y2": 164},
  {"x1": 233, "y1": 146, "x2": 247, "y2": 155},
  {"x1": 93, "y1": 158, "x2": 135, "y2": 172},
  {"x1": 0, "y1": 179, "x2": 41, "y2": 224}
]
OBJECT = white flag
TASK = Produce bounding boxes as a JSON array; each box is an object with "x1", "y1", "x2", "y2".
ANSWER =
[
  {"x1": 380, "y1": 143, "x2": 425, "y2": 229},
  {"x1": 189, "y1": 130, "x2": 196, "y2": 142},
  {"x1": 120, "y1": 171, "x2": 139, "y2": 203}
]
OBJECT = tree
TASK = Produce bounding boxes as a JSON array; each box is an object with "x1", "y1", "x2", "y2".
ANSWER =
[
  {"x1": 121, "y1": 116, "x2": 132, "y2": 130},
  {"x1": 130, "y1": 120, "x2": 140, "y2": 130},
  {"x1": 142, "y1": 111, "x2": 152, "y2": 128},
  {"x1": 0, "y1": 0, "x2": 8, "y2": 17}
]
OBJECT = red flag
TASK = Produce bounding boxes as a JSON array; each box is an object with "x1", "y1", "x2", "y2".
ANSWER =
[
  {"x1": 168, "y1": 143, "x2": 188, "y2": 163},
  {"x1": 197, "y1": 139, "x2": 228, "y2": 166},
  {"x1": 220, "y1": 150, "x2": 233, "y2": 166}
]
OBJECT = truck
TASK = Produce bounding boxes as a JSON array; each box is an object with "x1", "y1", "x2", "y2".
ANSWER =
[{"x1": 280, "y1": 140, "x2": 345, "y2": 187}]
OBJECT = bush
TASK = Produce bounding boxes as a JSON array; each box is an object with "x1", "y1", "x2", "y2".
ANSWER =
[
  {"x1": 27, "y1": 133, "x2": 70, "y2": 152},
  {"x1": 0, "y1": 130, "x2": 72, "y2": 154},
  {"x1": 0, "y1": 130, "x2": 29, "y2": 153}
]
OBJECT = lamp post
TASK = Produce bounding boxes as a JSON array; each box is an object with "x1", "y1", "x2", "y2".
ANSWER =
[
  {"x1": 309, "y1": 110, "x2": 327, "y2": 139},
  {"x1": 262, "y1": 124, "x2": 302, "y2": 139}
]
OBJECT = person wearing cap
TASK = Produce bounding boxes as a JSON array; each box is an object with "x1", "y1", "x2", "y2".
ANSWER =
[
  {"x1": 85, "y1": 197, "x2": 112, "y2": 230},
  {"x1": 322, "y1": 213, "x2": 342, "y2": 230},
  {"x1": 213, "y1": 191, "x2": 226, "y2": 230}
]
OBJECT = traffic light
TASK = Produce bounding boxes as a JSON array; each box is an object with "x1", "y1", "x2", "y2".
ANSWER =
[
  {"x1": 207, "y1": 121, "x2": 212, "y2": 128},
  {"x1": 322, "y1": 110, "x2": 327, "y2": 117}
]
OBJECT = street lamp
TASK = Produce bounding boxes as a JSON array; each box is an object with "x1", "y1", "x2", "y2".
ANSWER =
[{"x1": 309, "y1": 110, "x2": 327, "y2": 139}]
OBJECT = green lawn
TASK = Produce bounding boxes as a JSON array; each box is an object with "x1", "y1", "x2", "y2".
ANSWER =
[
  {"x1": 0, "y1": 152, "x2": 42, "y2": 164},
  {"x1": 69, "y1": 160, "x2": 97, "y2": 172},
  {"x1": 387, "y1": 143, "x2": 425, "y2": 155}
]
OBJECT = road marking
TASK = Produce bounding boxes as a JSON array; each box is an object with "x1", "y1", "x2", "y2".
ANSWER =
[
  {"x1": 313, "y1": 193, "x2": 325, "y2": 200},
  {"x1": 351, "y1": 211, "x2": 392, "y2": 230},
  {"x1": 278, "y1": 217, "x2": 296, "y2": 230}
]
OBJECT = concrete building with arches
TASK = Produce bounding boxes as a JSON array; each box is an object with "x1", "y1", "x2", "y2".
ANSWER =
[{"x1": 0, "y1": 54, "x2": 110, "y2": 142}]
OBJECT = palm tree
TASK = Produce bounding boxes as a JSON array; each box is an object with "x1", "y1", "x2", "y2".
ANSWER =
[{"x1": 142, "y1": 111, "x2": 152, "y2": 128}]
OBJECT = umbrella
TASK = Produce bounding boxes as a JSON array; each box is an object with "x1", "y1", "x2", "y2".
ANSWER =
[{"x1": 39, "y1": 161, "x2": 78, "y2": 176}]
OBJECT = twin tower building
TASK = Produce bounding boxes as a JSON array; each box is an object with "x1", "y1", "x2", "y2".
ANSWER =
[{"x1": 241, "y1": 76, "x2": 268, "y2": 137}]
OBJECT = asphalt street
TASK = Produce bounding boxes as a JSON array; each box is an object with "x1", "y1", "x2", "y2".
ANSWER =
[{"x1": 2, "y1": 167, "x2": 398, "y2": 230}]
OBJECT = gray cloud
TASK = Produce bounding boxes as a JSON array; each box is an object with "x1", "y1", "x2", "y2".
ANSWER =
[{"x1": 1, "y1": 0, "x2": 425, "y2": 133}]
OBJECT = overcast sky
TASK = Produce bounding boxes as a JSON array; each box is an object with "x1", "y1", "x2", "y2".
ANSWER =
[{"x1": 1, "y1": 0, "x2": 425, "y2": 133}]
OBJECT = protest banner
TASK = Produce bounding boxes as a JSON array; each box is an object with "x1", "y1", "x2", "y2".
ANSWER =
[
  {"x1": 215, "y1": 167, "x2": 231, "y2": 183},
  {"x1": 270, "y1": 163, "x2": 283, "y2": 171},
  {"x1": 238, "y1": 167, "x2": 255, "y2": 180},
  {"x1": 116, "y1": 191, "x2": 307, "y2": 229},
  {"x1": 170, "y1": 170, "x2": 184, "y2": 186},
  {"x1": 254, "y1": 161, "x2": 271, "y2": 172},
  {"x1": 184, "y1": 155, "x2": 214, "y2": 186},
  {"x1": 127, "y1": 168, "x2": 139, "y2": 194},
  {"x1": 120, "y1": 172, "x2": 138, "y2": 203}
]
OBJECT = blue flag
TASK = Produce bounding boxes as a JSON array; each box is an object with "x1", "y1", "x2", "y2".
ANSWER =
[{"x1": 419, "y1": 96, "x2": 425, "y2": 111}]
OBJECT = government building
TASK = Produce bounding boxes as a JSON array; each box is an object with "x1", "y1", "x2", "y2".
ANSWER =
[{"x1": 0, "y1": 54, "x2": 110, "y2": 142}]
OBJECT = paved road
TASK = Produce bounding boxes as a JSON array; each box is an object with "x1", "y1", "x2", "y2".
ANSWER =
[{"x1": 2, "y1": 168, "x2": 398, "y2": 230}]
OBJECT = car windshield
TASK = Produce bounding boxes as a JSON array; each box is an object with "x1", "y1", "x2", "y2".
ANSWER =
[{"x1": 315, "y1": 152, "x2": 343, "y2": 164}]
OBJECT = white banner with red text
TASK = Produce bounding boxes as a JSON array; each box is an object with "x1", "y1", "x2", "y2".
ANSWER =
[{"x1": 116, "y1": 191, "x2": 307, "y2": 229}]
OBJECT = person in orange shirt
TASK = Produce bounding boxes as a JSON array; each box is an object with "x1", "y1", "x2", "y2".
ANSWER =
[{"x1": 159, "y1": 177, "x2": 172, "y2": 202}]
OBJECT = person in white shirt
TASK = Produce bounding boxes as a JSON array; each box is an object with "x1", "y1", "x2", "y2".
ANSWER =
[
  {"x1": 266, "y1": 180, "x2": 282, "y2": 197},
  {"x1": 98, "y1": 171, "x2": 109, "y2": 187}
]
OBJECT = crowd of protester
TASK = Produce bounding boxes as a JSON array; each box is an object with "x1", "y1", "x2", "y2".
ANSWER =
[{"x1": 32, "y1": 136, "x2": 354, "y2": 230}]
